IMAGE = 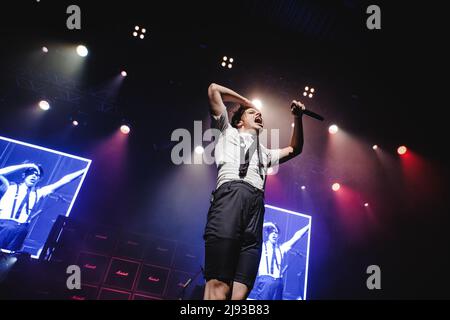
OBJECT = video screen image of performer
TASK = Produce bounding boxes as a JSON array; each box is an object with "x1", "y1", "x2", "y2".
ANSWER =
[
  {"x1": 0, "y1": 162, "x2": 86, "y2": 252},
  {"x1": 203, "y1": 83, "x2": 309, "y2": 300},
  {"x1": 248, "y1": 221, "x2": 310, "y2": 300}
]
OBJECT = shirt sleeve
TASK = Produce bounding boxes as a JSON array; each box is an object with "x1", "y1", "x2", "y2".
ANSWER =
[
  {"x1": 266, "y1": 148, "x2": 281, "y2": 167},
  {"x1": 36, "y1": 186, "x2": 53, "y2": 200},
  {"x1": 210, "y1": 110, "x2": 230, "y2": 132}
]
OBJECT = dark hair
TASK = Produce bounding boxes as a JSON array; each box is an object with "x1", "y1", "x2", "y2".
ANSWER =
[
  {"x1": 24, "y1": 165, "x2": 44, "y2": 178},
  {"x1": 231, "y1": 105, "x2": 251, "y2": 129},
  {"x1": 263, "y1": 223, "x2": 280, "y2": 240}
]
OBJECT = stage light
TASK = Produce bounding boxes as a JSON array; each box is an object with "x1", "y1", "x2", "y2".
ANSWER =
[
  {"x1": 121, "y1": 71, "x2": 127, "y2": 77},
  {"x1": 291, "y1": 123, "x2": 295, "y2": 128},
  {"x1": 76, "y1": 45, "x2": 88, "y2": 57},
  {"x1": 252, "y1": 99, "x2": 263, "y2": 110},
  {"x1": 364, "y1": 203, "x2": 369, "y2": 207},
  {"x1": 120, "y1": 125, "x2": 130, "y2": 135},
  {"x1": 301, "y1": 185, "x2": 306, "y2": 190},
  {"x1": 372, "y1": 145, "x2": 378, "y2": 150},
  {"x1": 332, "y1": 183, "x2": 341, "y2": 192},
  {"x1": 42, "y1": 46, "x2": 48, "y2": 53},
  {"x1": 329, "y1": 124, "x2": 339, "y2": 135},
  {"x1": 303, "y1": 86, "x2": 315, "y2": 99},
  {"x1": 222, "y1": 56, "x2": 234, "y2": 68},
  {"x1": 133, "y1": 26, "x2": 146, "y2": 39},
  {"x1": 397, "y1": 145, "x2": 407, "y2": 155},
  {"x1": 195, "y1": 146, "x2": 204, "y2": 154},
  {"x1": 267, "y1": 167, "x2": 274, "y2": 175},
  {"x1": 72, "y1": 120, "x2": 79, "y2": 126},
  {"x1": 38, "y1": 100, "x2": 50, "y2": 111}
]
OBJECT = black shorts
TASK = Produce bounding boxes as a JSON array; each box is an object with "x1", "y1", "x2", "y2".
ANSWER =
[{"x1": 203, "y1": 180, "x2": 265, "y2": 289}]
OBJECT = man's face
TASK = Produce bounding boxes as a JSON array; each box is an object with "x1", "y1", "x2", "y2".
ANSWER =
[
  {"x1": 24, "y1": 171, "x2": 41, "y2": 187},
  {"x1": 240, "y1": 108, "x2": 263, "y2": 131},
  {"x1": 268, "y1": 230, "x2": 279, "y2": 244}
]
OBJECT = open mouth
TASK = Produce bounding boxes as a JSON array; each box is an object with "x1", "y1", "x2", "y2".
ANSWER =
[{"x1": 255, "y1": 117, "x2": 263, "y2": 125}]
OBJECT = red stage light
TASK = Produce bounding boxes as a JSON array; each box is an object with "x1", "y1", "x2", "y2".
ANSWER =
[{"x1": 397, "y1": 146, "x2": 407, "y2": 155}]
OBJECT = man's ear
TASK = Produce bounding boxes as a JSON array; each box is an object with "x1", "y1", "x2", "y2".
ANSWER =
[{"x1": 237, "y1": 119, "x2": 244, "y2": 129}]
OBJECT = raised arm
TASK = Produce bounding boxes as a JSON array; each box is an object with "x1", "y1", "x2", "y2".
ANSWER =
[
  {"x1": 282, "y1": 224, "x2": 310, "y2": 252},
  {"x1": 40, "y1": 168, "x2": 86, "y2": 195},
  {"x1": 208, "y1": 83, "x2": 253, "y2": 117},
  {"x1": 0, "y1": 163, "x2": 40, "y2": 176},
  {"x1": 278, "y1": 100, "x2": 306, "y2": 164}
]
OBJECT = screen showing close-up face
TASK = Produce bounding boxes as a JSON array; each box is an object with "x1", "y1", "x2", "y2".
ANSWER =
[{"x1": 0, "y1": 136, "x2": 91, "y2": 259}]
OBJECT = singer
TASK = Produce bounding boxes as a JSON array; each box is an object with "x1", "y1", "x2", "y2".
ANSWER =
[
  {"x1": 248, "y1": 221, "x2": 310, "y2": 300},
  {"x1": 203, "y1": 83, "x2": 307, "y2": 300},
  {"x1": 0, "y1": 163, "x2": 86, "y2": 252}
]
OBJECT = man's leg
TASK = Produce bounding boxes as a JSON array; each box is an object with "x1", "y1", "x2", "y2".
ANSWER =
[{"x1": 204, "y1": 279, "x2": 232, "y2": 300}]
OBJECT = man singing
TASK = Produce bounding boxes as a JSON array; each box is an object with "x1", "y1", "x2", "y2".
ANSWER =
[
  {"x1": 0, "y1": 163, "x2": 86, "y2": 251},
  {"x1": 203, "y1": 83, "x2": 306, "y2": 300}
]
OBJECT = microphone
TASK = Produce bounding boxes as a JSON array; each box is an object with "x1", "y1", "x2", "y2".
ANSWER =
[{"x1": 291, "y1": 103, "x2": 324, "y2": 121}]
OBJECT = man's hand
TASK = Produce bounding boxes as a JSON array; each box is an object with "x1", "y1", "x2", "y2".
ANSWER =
[{"x1": 290, "y1": 100, "x2": 306, "y2": 117}]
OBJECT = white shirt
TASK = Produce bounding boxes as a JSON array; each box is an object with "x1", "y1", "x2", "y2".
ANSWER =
[
  {"x1": 257, "y1": 241, "x2": 290, "y2": 278},
  {"x1": 211, "y1": 111, "x2": 280, "y2": 191},
  {"x1": 0, "y1": 183, "x2": 51, "y2": 223}
]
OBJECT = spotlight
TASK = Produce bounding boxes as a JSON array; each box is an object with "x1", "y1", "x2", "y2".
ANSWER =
[
  {"x1": 372, "y1": 145, "x2": 378, "y2": 150},
  {"x1": 397, "y1": 146, "x2": 407, "y2": 155},
  {"x1": 133, "y1": 26, "x2": 146, "y2": 39},
  {"x1": 195, "y1": 146, "x2": 204, "y2": 154},
  {"x1": 120, "y1": 125, "x2": 130, "y2": 135},
  {"x1": 72, "y1": 120, "x2": 79, "y2": 126},
  {"x1": 42, "y1": 46, "x2": 48, "y2": 53},
  {"x1": 364, "y1": 203, "x2": 369, "y2": 207},
  {"x1": 76, "y1": 45, "x2": 88, "y2": 57},
  {"x1": 121, "y1": 71, "x2": 127, "y2": 77},
  {"x1": 222, "y1": 56, "x2": 234, "y2": 68},
  {"x1": 38, "y1": 100, "x2": 50, "y2": 111},
  {"x1": 303, "y1": 86, "x2": 315, "y2": 98},
  {"x1": 301, "y1": 185, "x2": 306, "y2": 190},
  {"x1": 291, "y1": 123, "x2": 295, "y2": 128},
  {"x1": 252, "y1": 99, "x2": 263, "y2": 110},
  {"x1": 328, "y1": 125, "x2": 339, "y2": 135},
  {"x1": 267, "y1": 167, "x2": 274, "y2": 175},
  {"x1": 332, "y1": 183, "x2": 341, "y2": 192}
]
